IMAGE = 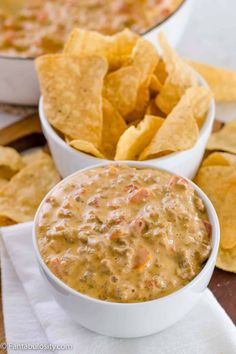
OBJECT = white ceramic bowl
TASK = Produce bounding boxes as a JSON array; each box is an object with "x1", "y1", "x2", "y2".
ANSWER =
[
  {"x1": 39, "y1": 73, "x2": 215, "y2": 179},
  {"x1": 33, "y1": 161, "x2": 220, "y2": 338},
  {"x1": 0, "y1": 55, "x2": 39, "y2": 106},
  {"x1": 0, "y1": 0, "x2": 193, "y2": 106},
  {"x1": 143, "y1": 0, "x2": 194, "y2": 49}
]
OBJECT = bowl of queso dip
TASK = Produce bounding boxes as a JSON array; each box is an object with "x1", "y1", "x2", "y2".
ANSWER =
[{"x1": 33, "y1": 163, "x2": 220, "y2": 337}]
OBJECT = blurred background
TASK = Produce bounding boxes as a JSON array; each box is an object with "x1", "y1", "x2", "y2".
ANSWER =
[{"x1": 179, "y1": 0, "x2": 236, "y2": 70}]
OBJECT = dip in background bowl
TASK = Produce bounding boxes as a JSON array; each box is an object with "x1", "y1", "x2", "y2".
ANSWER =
[{"x1": 0, "y1": 0, "x2": 193, "y2": 105}]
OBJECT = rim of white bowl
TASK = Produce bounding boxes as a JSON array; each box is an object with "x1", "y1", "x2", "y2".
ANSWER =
[
  {"x1": 0, "y1": 0, "x2": 188, "y2": 61},
  {"x1": 33, "y1": 161, "x2": 220, "y2": 307},
  {"x1": 38, "y1": 72, "x2": 215, "y2": 163}
]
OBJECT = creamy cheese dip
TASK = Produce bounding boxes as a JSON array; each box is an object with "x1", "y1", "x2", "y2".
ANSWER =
[
  {"x1": 37, "y1": 164, "x2": 211, "y2": 303},
  {"x1": 0, "y1": 0, "x2": 183, "y2": 57}
]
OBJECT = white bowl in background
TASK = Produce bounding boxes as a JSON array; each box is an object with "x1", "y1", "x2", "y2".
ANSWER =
[
  {"x1": 33, "y1": 161, "x2": 220, "y2": 338},
  {"x1": 39, "y1": 73, "x2": 215, "y2": 179},
  {"x1": 0, "y1": 0, "x2": 193, "y2": 106},
  {"x1": 143, "y1": 0, "x2": 194, "y2": 48},
  {"x1": 0, "y1": 55, "x2": 39, "y2": 106}
]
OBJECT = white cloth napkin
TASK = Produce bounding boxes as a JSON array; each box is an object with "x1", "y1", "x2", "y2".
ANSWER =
[
  {"x1": 1, "y1": 241, "x2": 49, "y2": 354},
  {"x1": 1, "y1": 223, "x2": 236, "y2": 354}
]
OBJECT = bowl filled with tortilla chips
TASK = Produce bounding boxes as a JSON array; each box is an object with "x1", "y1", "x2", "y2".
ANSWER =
[{"x1": 37, "y1": 29, "x2": 215, "y2": 178}]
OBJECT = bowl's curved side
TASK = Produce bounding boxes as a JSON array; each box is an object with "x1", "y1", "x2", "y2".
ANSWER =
[
  {"x1": 143, "y1": 0, "x2": 195, "y2": 48},
  {"x1": 0, "y1": 57, "x2": 39, "y2": 106},
  {"x1": 39, "y1": 260, "x2": 214, "y2": 337},
  {"x1": 32, "y1": 161, "x2": 220, "y2": 338}
]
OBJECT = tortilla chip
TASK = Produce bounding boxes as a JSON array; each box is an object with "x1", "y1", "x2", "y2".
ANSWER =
[
  {"x1": 64, "y1": 28, "x2": 138, "y2": 70},
  {"x1": 130, "y1": 38, "x2": 159, "y2": 86},
  {"x1": 156, "y1": 33, "x2": 198, "y2": 114},
  {"x1": 69, "y1": 99, "x2": 126, "y2": 159},
  {"x1": 101, "y1": 99, "x2": 127, "y2": 159},
  {"x1": 115, "y1": 115, "x2": 164, "y2": 160},
  {"x1": 0, "y1": 215, "x2": 15, "y2": 227},
  {"x1": 0, "y1": 179, "x2": 8, "y2": 190},
  {"x1": 22, "y1": 149, "x2": 46, "y2": 165},
  {"x1": 195, "y1": 162, "x2": 236, "y2": 254},
  {"x1": 64, "y1": 135, "x2": 71, "y2": 144},
  {"x1": 139, "y1": 91, "x2": 199, "y2": 160},
  {"x1": 154, "y1": 59, "x2": 167, "y2": 84},
  {"x1": 207, "y1": 119, "x2": 236, "y2": 154},
  {"x1": 69, "y1": 140, "x2": 105, "y2": 159},
  {"x1": 0, "y1": 146, "x2": 24, "y2": 179},
  {"x1": 36, "y1": 54, "x2": 108, "y2": 147},
  {"x1": 126, "y1": 87, "x2": 150, "y2": 123},
  {"x1": 103, "y1": 66, "x2": 141, "y2": 117},
  {"x1": 219, "y1": 185, "x2": 236, "y2": 249},
  {"x1": 188, "y1": 60, "x2": 236, "y2": 102},
  {"x1": 145, "y1": 99, "x2": 165, "y2": 117},
  {"x1": 0, "y1": 152, "x2": 61, "y2": 223},
  {"x1": 216, "y1": 246, "x2": 236, "y2": 273},
  {"x1": 105, "y1": 38, "x2": 159, "y2": 122},
  {"x1": 194, "y1": 165, "x2": 236, "y2": 214},
  {"x1": 202, "y1": 152, "x2": 236, "y2": 168},
  {"x1": 125, "y1": 38, "x2": 159, "y2": 121},
  {"x1": 212, "y1": 120, "x2": 224, "y2": 133},
  {"x1": 149, "y1": 75, "x2": 162, "y2": 95},
  {"x1": 180, "y1": 87, "x2": 212, "y2": 127}
]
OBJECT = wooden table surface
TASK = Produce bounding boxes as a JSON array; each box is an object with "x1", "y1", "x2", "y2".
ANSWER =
[
  {"x1": 209, "y1": 269, "x2": 236, "y2": 323},
  {"x1": 0, "y1": 119, "x2": 235, "y2": 346}
]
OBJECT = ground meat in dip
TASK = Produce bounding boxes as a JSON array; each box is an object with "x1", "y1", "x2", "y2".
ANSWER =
[{"x1": 36, "y1": 164, "x2": 211, "y2": 303}]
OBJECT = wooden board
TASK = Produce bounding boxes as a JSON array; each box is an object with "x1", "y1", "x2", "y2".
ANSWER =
[
  {"x1": 0, "y1": 113, "x2": 42, "y2": 147},
  {"x1": 209, "y1": 269, "x2": 236, "y2": 323}
]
